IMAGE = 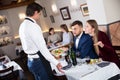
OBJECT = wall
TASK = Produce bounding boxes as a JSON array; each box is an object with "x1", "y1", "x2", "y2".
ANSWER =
[
  {"x1": 87, "y1": 0, "x2": 120, "y2": 25},
  {"x1": 0, "y1": 10, "x2": 17, "y2": 59},
  {"x1": 37, "y1": 0, "x2": 90, "y2": 31},
  {"x1": 103, "y1": 0, "x2": 120, "y2": 23},
  {"x1": 86, "y1": 0, "x2": 107, "y2": 25}
]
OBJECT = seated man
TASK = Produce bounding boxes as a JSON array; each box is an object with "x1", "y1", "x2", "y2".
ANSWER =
[
  {"x1": 47, "y1": 28, "x2": 61, "y2": 48},
  {"x1": 71, "y1": 20, "x2": 98, "y2": 59}
]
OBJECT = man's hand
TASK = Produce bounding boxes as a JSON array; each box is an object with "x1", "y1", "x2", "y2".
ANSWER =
[{"x1": 56, "y1": 63, "x2": 64, "y2": 73}]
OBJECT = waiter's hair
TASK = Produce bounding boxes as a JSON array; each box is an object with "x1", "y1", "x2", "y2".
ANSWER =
[
  {"x1": 71, "y1": 20, "x2": 83, "y2": 27},
  {"x1": 26, "y1": 2, "x2": 43, "y2": 16}
]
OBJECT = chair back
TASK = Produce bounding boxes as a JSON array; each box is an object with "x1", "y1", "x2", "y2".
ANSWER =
[
  {"x1": 0, "y1": 66, "x2": 18, "y2": 80},
  {"x1": 0, "y1": 57, "x2": 5, "y2": 62}
]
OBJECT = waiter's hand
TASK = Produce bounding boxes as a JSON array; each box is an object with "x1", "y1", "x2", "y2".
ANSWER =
[{"x1": 56, "y1": 63, "x2": 64, "y2": 73}]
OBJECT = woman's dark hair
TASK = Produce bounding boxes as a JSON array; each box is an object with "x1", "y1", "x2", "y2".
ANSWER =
[
  {"x1": 71, "y1": 20, "x2": 83, "y2": 27},
  {"x1": 49, "y1": 28, "x2": 54, "y2": 35},
  {"x1": 60, "y1": 24, "x2": 69, "y2": 33},
  {"x1": 26, "y1": 2, "x2": 43, "y2": 16}
]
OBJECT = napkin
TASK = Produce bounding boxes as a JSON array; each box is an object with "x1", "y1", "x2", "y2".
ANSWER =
[{"x1": 97, "y1": 61, "x2": 110, "y2": 67}]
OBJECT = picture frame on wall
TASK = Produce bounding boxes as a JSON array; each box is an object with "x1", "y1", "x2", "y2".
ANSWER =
[
  {"x1": 80, "y1": 3, "x2": 89, "y2": 16},
  {"x1": 60, "y1": 6, "x2": 71, "y2": 20},
  {"x1": 42, "y1": 7, "x2": 47, "y2": 17},
  {"x1": 50, "y1": 15, "x2": 55, "y2": 23},
  {"x1": 0, "y1": 15, "x2": 8, "y2": 24}
]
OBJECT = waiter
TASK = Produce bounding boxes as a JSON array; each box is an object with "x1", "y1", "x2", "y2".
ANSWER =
[{"x1": 19, "y1": 2, "x2": 63, "y2": 80}]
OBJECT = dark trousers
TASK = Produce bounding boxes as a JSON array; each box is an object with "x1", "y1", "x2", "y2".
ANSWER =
[
  {"x1": 27, "y1": 58, "x2": 49, "y2": 80},
  {"x1": 37, "y1": 51, "x2": 54, "y2": 80}
]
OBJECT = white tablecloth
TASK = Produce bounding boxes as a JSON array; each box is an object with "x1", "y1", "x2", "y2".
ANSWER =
[
  {"x1": 51, "y1": 60, "x2": 120, "y2": 80},
  {"x1": 0, "y1": 61, "x2": 22, "y2": 76},
  {"x1": 65, "y1": 62, "x2": 120, "y2": 80}
]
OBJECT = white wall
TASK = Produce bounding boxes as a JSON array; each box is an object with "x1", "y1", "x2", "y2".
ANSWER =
[
  {"x1": 87, "y1": 0, "x2": 120, "y2": 25},
  {"x1": 103, "y1": 0, "x2": 120, "y2": 23},
  {"x1": 36, "y1": 0, "x2": 90, "y2": 31},
  {"x1": 0, "y1": 10, "x2": 17, "y2": 59},
  {"x1": 87, "y1": 0, "x2": 107, "y2": 25}
]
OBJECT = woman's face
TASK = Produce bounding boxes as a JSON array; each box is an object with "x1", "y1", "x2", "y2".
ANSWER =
[
  {"x1": 85, "y1": 22, "x2": 94, "y2": 35},
  {"x1": 50, "y1": 29, "x2": 54, "y2": 35},
  {"x1": 61, "y1": 28, "x2": 65, "y2": 32}
]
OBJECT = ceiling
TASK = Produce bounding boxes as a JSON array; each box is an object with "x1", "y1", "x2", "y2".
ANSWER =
[
  {"x1": 0, "y1": 0, "x2": 27, "y2": 6},
  {"x1": 0, "y1": 0, "x2": 34, "y2": 10},
  {"x1": 0, "y1": 0, "x2": 17, "y2": 5}
]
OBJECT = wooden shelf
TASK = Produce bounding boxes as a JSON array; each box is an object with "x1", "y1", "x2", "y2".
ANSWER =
[{"x1": 0, "y1": 0, "x2": 35, "y2": 10}]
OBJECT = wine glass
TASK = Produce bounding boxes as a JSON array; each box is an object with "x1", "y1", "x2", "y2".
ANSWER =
[
  {"x1": 76, "y1": 51, "x2": 82, "y2": 65},
  {"x1": 85, "y1": 56, "x2": 90, "y2": 64},
  {"x1": 76, "y1": 51, "x2": 81, "y2": 58}
]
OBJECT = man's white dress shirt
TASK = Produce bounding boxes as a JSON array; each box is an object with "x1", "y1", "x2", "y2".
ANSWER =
[
  {"x1": 19, "y1": 17, "x2": 59, "y2": 66},
  {"x1": 75, "y1": 32, "x2": 83, "y2": 48}
]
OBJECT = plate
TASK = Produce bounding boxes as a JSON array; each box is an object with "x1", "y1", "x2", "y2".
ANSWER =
[{"x1": 51, "y1": 48, "x2": 64, "y2": 57}]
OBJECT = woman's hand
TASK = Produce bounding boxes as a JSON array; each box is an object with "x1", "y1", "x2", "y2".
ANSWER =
[
  {"x1": 47, "y1": 43, "x2": 52, "y2": 46},
  {"x1": 94, "y1": 41, "x2": 104, "y2": 48}
]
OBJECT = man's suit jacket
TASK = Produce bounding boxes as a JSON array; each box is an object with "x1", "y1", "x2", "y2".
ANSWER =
[{"x1": 73, "y1": 32, "x2": 98, "y2": 59}]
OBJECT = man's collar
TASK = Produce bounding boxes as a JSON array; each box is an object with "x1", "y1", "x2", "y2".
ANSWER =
[
  {"x1": 76, "y1": 31, "x2": 83, "y2": 39},
  {"x1": 25, "y1": 17, "x2": 36, "y2": 23}
]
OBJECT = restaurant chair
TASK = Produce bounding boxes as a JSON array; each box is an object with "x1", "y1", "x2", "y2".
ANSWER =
[
  {"x1": 0, "y1": 53, "x2": 5, "y2": 57},
  {"x1": 0, "y1": 66, "x2": 18, "y2": 80},
  {"x1": 108, "y1": 74, "x2": 120, "y2": 80},
  {"x1": 0, "y1": 57, "x2": 5, "y2": 62},
  {"x1": 52, "y1": 70, "x2": 67, "y2": 80},
  {"x1": 113, "y1": 46, "x2": 120, "y2": 60}
]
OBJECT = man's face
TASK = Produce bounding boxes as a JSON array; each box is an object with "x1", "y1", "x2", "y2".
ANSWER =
[
  {"x1": 34, "y1": 11, "x2": 41, "y2": 20},
  {"x1": 71, "y1": 24, "x2": 83, "y2": 37}
]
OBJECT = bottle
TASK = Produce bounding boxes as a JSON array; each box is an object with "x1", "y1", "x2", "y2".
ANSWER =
[
  {"x1": 70, "y1": 48, "x2": 77, "y2": 66},
  {"x1": 65, "y1": 48, "x2": 71, "y2": 64}
]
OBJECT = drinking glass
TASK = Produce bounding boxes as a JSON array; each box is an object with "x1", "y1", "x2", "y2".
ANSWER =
[
  {"x1": 85, "y1": 56, "x2": 90, "y2": 64},
  {"x1": 76, "y1": 51, "x2": 81, "y2": 58}
]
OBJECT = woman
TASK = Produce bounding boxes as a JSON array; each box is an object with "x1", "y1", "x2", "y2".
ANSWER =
[
  {"x1": 60, "y1": 24, "x2": 73, "y2": 45},
  {"x1": 85, "y1": 19, "x2": 120, "y2": 68},
  {"x1": 47, "y1": 28, "x2": 61, "y2": 47}
]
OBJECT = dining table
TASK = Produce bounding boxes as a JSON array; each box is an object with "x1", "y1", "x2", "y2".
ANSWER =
[
  {"x1": 51, "y1": 58, "x2": 120, "y2": 80},
  {"x1": 0, "y1": 61, "x2": 26, "y2": 80}
]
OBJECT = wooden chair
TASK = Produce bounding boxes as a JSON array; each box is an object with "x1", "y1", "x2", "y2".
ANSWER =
[
  {"x1": 113, "y1": 46, "x2": 120, "y2": 59},
  {"x1": 52, "y1": 70, "x2": 67, "y2": 80},
  {"x1": 0, "y1": 66, "x2": 18, "y2": 80}
]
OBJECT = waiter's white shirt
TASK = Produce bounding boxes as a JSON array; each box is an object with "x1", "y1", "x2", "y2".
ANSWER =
[{"x1": 19, "y1": 17, "x2": 59, "y2": 66}]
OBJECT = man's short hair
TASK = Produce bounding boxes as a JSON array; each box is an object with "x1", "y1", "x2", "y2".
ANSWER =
[
  {"x1": 26, "y1": 2, "x2": 43, "y2": 16},
  {"x1": 71, "y1": 20, "x2": 83, "y2": 27}
]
